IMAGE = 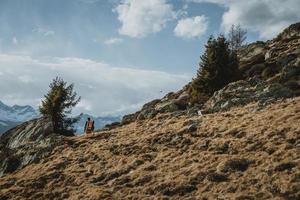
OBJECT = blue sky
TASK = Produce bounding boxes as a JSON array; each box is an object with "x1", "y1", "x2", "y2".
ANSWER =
[
  {"x1": 0, "y1": 0, "x2": 299, "y2": 116},
  {"x1": 0, "y1": 0, "x2": 222, "y2": 73}
]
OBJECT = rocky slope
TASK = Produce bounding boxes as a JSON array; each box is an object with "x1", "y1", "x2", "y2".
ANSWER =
[
  {"x1": 0, "y1": 97, "x2": 299, "y2": 199},
  {"x1": 120, "y1": 22, "x2": 300, "y2": 124},
  {"x1": 0, "y1": 22, "x2": 299, "y2": 199}
]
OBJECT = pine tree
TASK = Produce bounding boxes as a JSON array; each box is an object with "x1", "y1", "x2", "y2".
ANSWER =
[
  {"x1": 190, "y1": 35, "x2": 241, "y2": 102},
  {"x1": 39, "y1": 77, "x2": 81, "y2": 136}
]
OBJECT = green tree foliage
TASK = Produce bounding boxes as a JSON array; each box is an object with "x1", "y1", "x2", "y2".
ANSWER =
[
  {"x1": 39, "y1": 77, "x2": 81, "y2": 136},
  {"x1": 190, "y1": 35, "x2": 241, "y2": 102}
]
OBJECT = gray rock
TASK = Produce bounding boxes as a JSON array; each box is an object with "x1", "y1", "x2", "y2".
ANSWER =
[
  {"x1": 292, "y1": 48, "x2": 300, "y2": 55},
  {"x1": 137, "y1": 109, "x2": 158, "y2": 120},
  {"x1": 280, "y1": 65, "x2": 300, "y2": 81},
  {"x1": 265, "y1": 51, "x2": 271, "y2": 60},
  {"x1": 204, "y1": 79, "x2": 294, "y2": 113},
  {"x1": 0, "y1": 118, "x2": 64, "y2": 177},
  {"x1": 141, "y1": 99, "x2": 161, "y2": 110},
  {"x1": 174, "y1": 92, "x2": 190, "y2": 109},
  {"x1": 155, "y1": 101, "x2": 179, "y2": 113},
  {"x1": 239, "y1": 42, "x2": 266, "y2": 72},
  {"x1": 239, "y1": 42, "x2": 266, "y2": 63},
  {"x1": 121, "y1": 112, "x2": 140, "y2": 124},
  {"x1": 186, "y1": 123, "x2": 198, "y2": 133}
]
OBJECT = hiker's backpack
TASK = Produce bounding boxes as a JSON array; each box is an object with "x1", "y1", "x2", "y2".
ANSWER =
[{"x1": 87, "y1": 120, "x2": 94, "y2": 131}]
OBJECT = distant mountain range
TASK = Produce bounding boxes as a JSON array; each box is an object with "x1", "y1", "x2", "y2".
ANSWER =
[
  {"x1": 0, "y1": 101, "x2": 39, "y2": 134},
  {"x1": 0, "y1": 101, "x2": 121, "y2": 135}
]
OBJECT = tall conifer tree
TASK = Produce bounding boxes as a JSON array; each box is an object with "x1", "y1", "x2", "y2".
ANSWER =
[
  {"x1": 40, "y1": 77, "x2": 81, "y2": 136},
  {"x1": 190, "y1": 35, "x2": 240, "y2": 102}
]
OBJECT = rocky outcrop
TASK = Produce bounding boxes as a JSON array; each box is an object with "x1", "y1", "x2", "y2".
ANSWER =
[
  {"x1": 119, "y1": 22, "x2": 300, "y2": 125},
  {"x1": 206, "y1": 22, "x2": 300, "y2": 114},
  {"x1": 239, "y1": 41, "x2": 266, "y2": 73},
  {"x1": 0, "y1": 118, "x2": 64, "y2": 177},
  {"x1": 204, "y1": 78, "x2": 294, "y2": 113},
  {"x1": 239, "y1": 22, "x2": 300, "y2": 89},
  {"x1": 121, "y1": 87, "x2": 193, "y2": 124},
  {"x1": 276, "y1": 22, "x2": 300, "y2": 41}
]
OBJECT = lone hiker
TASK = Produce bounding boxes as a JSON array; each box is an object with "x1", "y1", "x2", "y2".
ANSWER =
[{"x1": 84, "y1": 117, "x2": 94, "y2": 135}]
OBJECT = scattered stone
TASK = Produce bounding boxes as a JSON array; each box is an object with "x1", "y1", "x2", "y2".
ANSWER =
[
  {"x1": 274, "y1": 162, "x2": 297, "y2": 172},
  {"x1": 185, "y1": 123, "x2": 198, "y2": 133},
  {"x1": 206, "y1": 172, "x2": 228, "y2": 182},
  {"x1": 218, "y1": 158, "x2": 252, "y2": 173}
]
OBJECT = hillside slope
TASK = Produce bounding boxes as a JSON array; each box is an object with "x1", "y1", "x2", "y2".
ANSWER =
[
  {"x1": 0, "y1": 22, "x2": 299, "y2": 200},
  {"x1": 0, "y1": 97, "x2": 299, "y2": 199}
]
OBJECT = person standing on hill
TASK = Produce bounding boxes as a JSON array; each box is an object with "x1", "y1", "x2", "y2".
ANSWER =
[{"x1": 84, "y1": 117, "x2": 94, "y2": 135}]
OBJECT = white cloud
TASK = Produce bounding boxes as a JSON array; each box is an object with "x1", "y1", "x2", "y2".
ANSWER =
[
  {"x1": 104, "y1": 37, "x2": 123, "y2": 45},
  {"x1": 187, "y1": 0, "x2": 230, "y2": 4},
  {"x1": 189, "y1": 0, "x2": 300, "y2": 39},
  {"x1": 0, "y1": 54, "x2": 190, "y2": 116},
  {"x1": 77, "y1": 99, "x2": 92, "y2": 112},
  {"x1": 77, "y1": 0, "x2": 100, "y2": 3},
  {"x1": 33, "y1": 28, "x2": 55, "y2": 37},
  {"x1": 174, "y1": 16, "x2": 208, "y2": 39},
  {"x1": 18, "y1": 75, "x2": 34, "y2": 83},
  {"x1": 12, "y1": 37, "x2": 18, "y2": 45},
  {"x1": 114, "y1": 0, "x2": 175, "y2": 38}
]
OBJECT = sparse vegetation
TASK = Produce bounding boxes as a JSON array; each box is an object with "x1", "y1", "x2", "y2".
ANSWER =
[
  {"x1": 228, "y1": 24, "x2": 247, "y2": 52},
  {"x1": 39, "y1": 77, "x2": 81, "y2": 136},
  {"x1": 1, "y1": 97, "x2": 300, "y2": 199}
]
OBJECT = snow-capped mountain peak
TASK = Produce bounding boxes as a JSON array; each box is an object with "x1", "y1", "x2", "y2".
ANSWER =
[{"x1": 0, "y1": 101, "x2": 39, "y2": 133}]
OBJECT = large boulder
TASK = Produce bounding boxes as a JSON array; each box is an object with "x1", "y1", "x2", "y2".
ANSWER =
[
  {"x1": 239, "y1": 42, "x2": 266, "y2": 72},
  {"x1": 136, "y1": 99, "x2": 161, "y2": 120},
  {"x1": 238, "y1": 22, "x2": 300, "y2": 83},
  {"x1": 155, "y1": 101, "x2": 179, "y2": 113},
  {"x1": 174, "y1": 91, "x2": 190, "y2": 109},
  {"x1": 0, "y1": 118, "x2": 64, "y2": 177}
]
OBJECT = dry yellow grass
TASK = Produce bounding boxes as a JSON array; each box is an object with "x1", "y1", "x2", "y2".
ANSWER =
[{"x1": 0, "y1": 97, "x2": 300, "y2": 200}]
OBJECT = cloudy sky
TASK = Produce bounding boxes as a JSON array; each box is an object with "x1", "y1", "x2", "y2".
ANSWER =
[{"x1": 0, "y1": 0, "x2": 299, "y2": 116}]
